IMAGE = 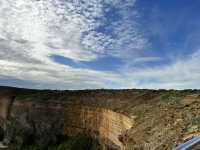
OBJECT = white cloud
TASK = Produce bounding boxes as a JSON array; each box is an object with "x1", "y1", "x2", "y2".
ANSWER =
[
  {"x1": 0, "y1": 0, "x2": 103, "y2": 62},
  {"x1": 124, "y1": 49, "x2": 200, "y2": 89},
  {"x1": 0, "y1": 0, "x2": 147, "y2": 89},
  {"x1": 0, "y1": 58, "x2": 125, "y2": 89},
  {"x1": 2, "y1": 0, "x2": 199, "y2": 90},
  {"x1": 133, "y1": 56, "x2": 162, "y2": 63},
  {"x1": 0, "y1": 0, "x2": 144, "y2": 62}
]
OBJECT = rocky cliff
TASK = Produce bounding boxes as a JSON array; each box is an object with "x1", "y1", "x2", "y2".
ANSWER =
[
  {"x1": 10, "y1": 100, "x2": 133, "y2": 149},
  {"x1": 0, "y1": 86, "x2": 199, "y2": 150}
]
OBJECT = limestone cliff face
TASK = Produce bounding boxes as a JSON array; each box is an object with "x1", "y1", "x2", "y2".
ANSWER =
[
  {"x1": 0, "y1": 87, "x2": 200, "y2": 150},
  {"x1": 0, "y1": 96, "x2": 133, "y2": 149},
  {"x1": 63, "y1": 106, "x2": 133, "y2": 149}
]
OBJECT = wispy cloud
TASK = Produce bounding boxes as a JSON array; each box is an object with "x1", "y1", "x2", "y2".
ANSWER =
[
  {"x1": 0, "y1": 0, "x2": 143, "y2": 89},
  {"x1": 1, "y1": 0, "x2": 200, "y2": 90},
  {"x1": 124, "y1": 49, "x2": 200, "y2": 89},
  {"x1": 133, "y1": 56, "x2": 162, "y2": 63}
]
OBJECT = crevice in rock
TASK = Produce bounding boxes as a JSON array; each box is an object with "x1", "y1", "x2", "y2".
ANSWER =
[
  {"x1": 0, "y1": 127, "x2": 4, "y2": 141},
  {"x1": 0, "y1": 127, "x2": 7, "y2": 149}
]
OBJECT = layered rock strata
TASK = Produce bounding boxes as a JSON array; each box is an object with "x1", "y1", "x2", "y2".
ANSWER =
[{"x1": 0, "y1": 96, "x2": 133, "y2": 149}]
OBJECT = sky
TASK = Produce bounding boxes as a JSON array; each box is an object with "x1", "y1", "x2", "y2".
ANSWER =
[{"x1": 0, "y1": 0, "x2": 200, "y2": 90}]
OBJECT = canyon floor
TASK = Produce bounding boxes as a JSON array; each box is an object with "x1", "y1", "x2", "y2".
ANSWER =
[{"x1": 0, "y1": 86, "x2": 199, "y2": 150}]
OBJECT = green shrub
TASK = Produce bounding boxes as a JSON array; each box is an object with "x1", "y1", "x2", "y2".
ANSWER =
[
  {"x1": 161, "y1": 90, "x2": 181, "y2": 104},
  {"x1": 192, "y1": 116, "x2": 200, "y2": 125}
]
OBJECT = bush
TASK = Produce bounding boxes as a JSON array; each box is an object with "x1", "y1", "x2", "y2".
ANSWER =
[{"x1": 161, "y1": 90, "x2": 181, "y2": 104}]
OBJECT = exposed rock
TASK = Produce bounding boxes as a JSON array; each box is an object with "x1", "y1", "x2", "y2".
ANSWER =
[
  {"x1": 0, "y1": 87, "x2": 199, "y2": 149},
  {"x1": 0, "y1": 97, "x2": 134, "y2": 149},
  {"x1": 181, "y1": 94, "x2": 200, "y2": 106},
  {"x1": 0, "y1": 142, "x2": 7, "y2": 149}
]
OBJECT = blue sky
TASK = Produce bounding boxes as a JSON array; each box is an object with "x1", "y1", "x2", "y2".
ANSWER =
[{"x1": 0, "y1": 0, "x2": 200, "y2": 89}]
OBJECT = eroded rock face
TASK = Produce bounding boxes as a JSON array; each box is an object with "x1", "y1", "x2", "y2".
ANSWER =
[
  {"x1": 63, "y1": 106, "x2": 133, "y2": 149},
  {"x1": 0, "y1": 87, "x2": 199, "y2": 150},
  {"x1": 0, "y1": 96, "x2": 15, "y2": 120},
  {"x1": 0, "y1": 97, "x2": 133, "y2": 149}
]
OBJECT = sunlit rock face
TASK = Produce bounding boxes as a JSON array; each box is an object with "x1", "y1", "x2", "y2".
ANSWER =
[
  {"x1": 0, "y1": 97, "x2": 9, "y2": 121},
  {"x1": 0, "y1": 95, "x2": 15, "y2": 121},
  {"x1": 64, "y1": 106, "x2": 133, "y2": 149},
  {"x1": 0, "y1": 96, "x2": 133, "y2": 149}
]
